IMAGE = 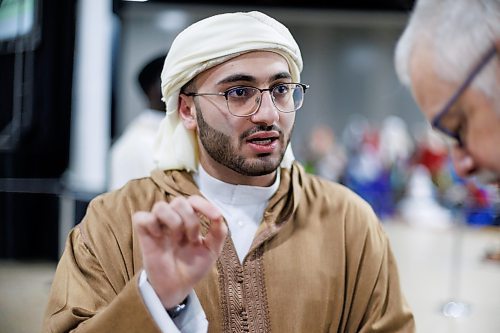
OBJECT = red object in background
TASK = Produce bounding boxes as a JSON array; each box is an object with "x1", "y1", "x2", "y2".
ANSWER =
[
  {"x1": 362, "y1": 128, "x2": 380, "y2": 151},
  {"x1": 466, "y1": 181, "x2": 490, "y2": 207},
  {"x1": 413, "y1": 146, "x2": 448, "y2": 175}
]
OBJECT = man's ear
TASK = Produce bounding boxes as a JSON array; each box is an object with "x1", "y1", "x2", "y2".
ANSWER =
[{"x1": 178, "y1": 94, "x2": 197, "y2": 130}]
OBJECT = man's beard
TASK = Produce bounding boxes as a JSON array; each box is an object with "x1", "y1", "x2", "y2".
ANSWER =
[{"x1": 195, "y1": 106, "x2": 290, "y2": 176}]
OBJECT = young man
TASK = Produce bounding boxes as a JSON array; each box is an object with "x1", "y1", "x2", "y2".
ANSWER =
[{"x1": 43, "y1": 11, "x2": 415, "y2": 332}]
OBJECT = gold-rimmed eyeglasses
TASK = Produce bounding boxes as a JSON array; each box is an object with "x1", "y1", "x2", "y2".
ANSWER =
[{"x1": 182, "y1": 83, "x2": 309, "y2": 117}]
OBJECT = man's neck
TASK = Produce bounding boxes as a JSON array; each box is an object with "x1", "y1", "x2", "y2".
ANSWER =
[{"x1": 198, "y1": 160, "x2": 277, "y2": 187}]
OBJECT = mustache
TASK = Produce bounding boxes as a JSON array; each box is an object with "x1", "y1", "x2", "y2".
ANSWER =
[{"x1": 240, "y1": 125, "x2": 282, "y2": 140}]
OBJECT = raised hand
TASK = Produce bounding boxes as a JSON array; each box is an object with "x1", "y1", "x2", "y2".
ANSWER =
[{"x1": 132, "y1": 195, "x2": 228, "y2": 308}]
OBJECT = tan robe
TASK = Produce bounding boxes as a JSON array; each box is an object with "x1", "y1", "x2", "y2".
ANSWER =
[{"x1": 42, "y1": 162, "x2": 415, "y2": 332}]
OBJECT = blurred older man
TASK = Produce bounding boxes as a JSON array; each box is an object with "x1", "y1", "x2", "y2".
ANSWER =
[
  {"x1": 395, "y1": 0, "x2": 500, "y2": 260},
  {"x1": 395, "y1": 0, "x2": 500, "y2": 185}
]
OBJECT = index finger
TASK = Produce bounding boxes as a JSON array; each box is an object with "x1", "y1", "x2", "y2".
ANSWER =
[{"x1": 187, "y1": 195, "x2": 222, "y2": 221}]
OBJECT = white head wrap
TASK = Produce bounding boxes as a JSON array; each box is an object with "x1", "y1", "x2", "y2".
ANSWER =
[{"x1": 154, "y1": 11, "x2": 303, "y2": 172}]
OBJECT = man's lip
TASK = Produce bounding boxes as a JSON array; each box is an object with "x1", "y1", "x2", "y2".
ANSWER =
[{"x1": 245, "y1": 131, "x2": 280, "y2": 141}]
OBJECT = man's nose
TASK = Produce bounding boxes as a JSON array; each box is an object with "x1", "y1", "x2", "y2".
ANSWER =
[{"x1": 250, "y1": 91, "x2": 279, "y2": 124}]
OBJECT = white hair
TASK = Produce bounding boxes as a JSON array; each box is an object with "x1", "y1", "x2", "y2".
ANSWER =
[{"x1": 395, "y1": 0, "x2": 500, "y2": 100}]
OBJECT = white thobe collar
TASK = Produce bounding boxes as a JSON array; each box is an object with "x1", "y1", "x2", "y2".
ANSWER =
[{"x1": 192, "y1": 165, "x2": 280, "y2": 262}]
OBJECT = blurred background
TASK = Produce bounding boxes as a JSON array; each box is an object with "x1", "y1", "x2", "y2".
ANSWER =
[{"x1": 1, "y1": 0, "x2": 499, "y2": 332}]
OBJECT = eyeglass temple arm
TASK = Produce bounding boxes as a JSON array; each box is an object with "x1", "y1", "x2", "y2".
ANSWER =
[{"x1": 432, "y1": 45, "x2": 497, "y2": 127}]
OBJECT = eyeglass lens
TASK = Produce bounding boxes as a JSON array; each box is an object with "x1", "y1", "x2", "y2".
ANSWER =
[{"x1": 225, "y1": 84, "x2": 305, "y2": 116}]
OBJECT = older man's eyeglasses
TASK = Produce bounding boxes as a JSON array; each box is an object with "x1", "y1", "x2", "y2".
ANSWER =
[
  {"x1": 431, "y1": 45, "x2": 497, "y2": 147},
  {"x1": 183, "y1": 83, "x2": 309, "y2": 117}
]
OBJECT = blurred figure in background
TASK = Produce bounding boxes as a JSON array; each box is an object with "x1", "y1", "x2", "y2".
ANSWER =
[
  {"x1": 109, "y1": 54, "x2": 166, "y2": 190},
  {"x1": 342, "y1": 118, "x2": 396, "y2": 219},
  {"x1": 302, "y1": 124, "x2": 347, "y2": 182},
  {"x1": 379, "y1": 116, "x2": 414, "y2": 167},
  {"x1": 395, "y1": 0, "x2": 500, "y2": 257},
  {"x1": 398, "y1": 164, "x2": 453, "y2": 229},
  {"x1": 411, "y1": 125, "x2": 451, "y2": 192},
  {"x1": 379, "y1": 115, "x2": 414, "y2": 204}
]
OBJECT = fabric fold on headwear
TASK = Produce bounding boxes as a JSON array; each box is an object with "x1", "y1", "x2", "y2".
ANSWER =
[{"x1": 154, "y1": 11, "x2": 303, "y2": 172}]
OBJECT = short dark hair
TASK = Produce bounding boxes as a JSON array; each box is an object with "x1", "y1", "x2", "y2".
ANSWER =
[{"x1": 137, "y1": 54, "x2": 166, "y2": 96}]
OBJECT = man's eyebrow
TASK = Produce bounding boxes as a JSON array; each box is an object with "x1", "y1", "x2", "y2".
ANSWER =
[
  {"x1": 272, "y1": 72, "x2": 292, "y2": 81},
  {"x1": 216, "y1": 72, "x2": 292, "y2": 85},
  {"x1": 217, "y1": 74, "x2": 255, "y2": 85}
]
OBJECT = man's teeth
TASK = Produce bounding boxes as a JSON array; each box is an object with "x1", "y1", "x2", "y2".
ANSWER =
[{"x1": 250, "y1": 138, "x2": 273, "y2": 144}]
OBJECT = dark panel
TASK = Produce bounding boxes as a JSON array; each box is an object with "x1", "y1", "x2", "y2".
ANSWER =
[
  {"x1": 1, "y1": 192, "x2": 60, "y2": 259},
  {"x1": 0, "y1": 0, "x2": 77, "y2": 260}
]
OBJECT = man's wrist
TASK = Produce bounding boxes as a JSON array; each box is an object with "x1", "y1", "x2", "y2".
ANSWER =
[{"x1": 166, "y1": 297, "x2": 188, "y2": 319}]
